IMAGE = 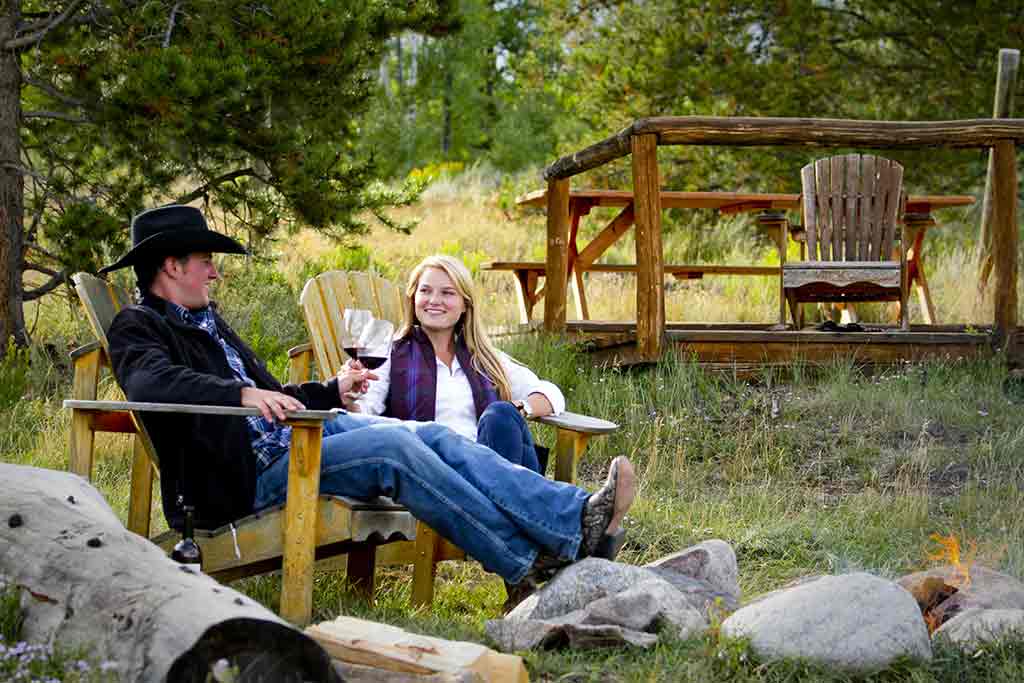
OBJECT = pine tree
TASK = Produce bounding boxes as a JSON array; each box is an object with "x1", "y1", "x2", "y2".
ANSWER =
[{"x1": 0, "y1": 0, "x2": 455, "y2": 348}]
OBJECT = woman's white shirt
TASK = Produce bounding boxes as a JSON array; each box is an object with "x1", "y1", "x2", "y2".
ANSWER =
[{"x1": 355, "y1": 351, "x2": 565, "y2": 441}]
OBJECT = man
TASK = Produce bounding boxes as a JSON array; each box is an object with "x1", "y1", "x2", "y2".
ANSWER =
[{"x1": 102, "y1": 204, "x2": 635, "y2": 589}]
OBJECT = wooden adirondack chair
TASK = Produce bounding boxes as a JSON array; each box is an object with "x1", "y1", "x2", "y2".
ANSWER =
[
  {"x1": 65, "y1": 272, "x2": 419, "y2": 625},
  {"x1": 781, "y1": 154, "x2": 909, "y2": 329},
  {"x1": 290, "y1": 269, "x2": 619, "y2": 605}
]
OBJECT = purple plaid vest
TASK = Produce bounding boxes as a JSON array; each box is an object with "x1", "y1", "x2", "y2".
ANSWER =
[{"x1": 385, "y1": 327, "x2": 499, "y2": 421}]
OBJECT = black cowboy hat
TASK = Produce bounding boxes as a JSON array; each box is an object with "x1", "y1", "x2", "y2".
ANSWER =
[{"x1": 99, "y1": 205, "x2": 247, "y2": 274}]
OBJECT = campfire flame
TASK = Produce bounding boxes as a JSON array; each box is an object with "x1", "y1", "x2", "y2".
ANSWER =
[
  {"x1": 927, "y1": 532, "x2": 974, "y2": 589},
  {"x1": 922, "y1": 533, "x2": 976, "y2": 634}
]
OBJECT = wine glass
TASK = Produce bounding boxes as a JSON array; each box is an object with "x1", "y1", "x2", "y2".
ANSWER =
[{"x1": 342, "y1": 309, "x2": 393, "y2": 370}]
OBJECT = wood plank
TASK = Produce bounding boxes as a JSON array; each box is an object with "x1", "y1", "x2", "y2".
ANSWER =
[
  {"x1": 829, "y1": 156, "x2": 843, "y2": 261},
  {"x1": 411, "y1": 522, "x2": 440, "y2": 607},
  {"x1": 288, "y1": 344, "x2": 314, "y2": 384},
  {"x1": 306, "y1": 616, "x2": 529, "y2": 682},
  {"x1": 801, "y1": 163, "x2": 818, "y2": 262},
  {"x1": 782, "y1": 264, "x2": 901, "y2": 289},
  {"x1": 544, "y1": 178, "x2": 571, "y2": 332},
  {"x1": 517, "y1": 188, "x2": 972, "y2": 213},
  {"x1": 280, "y1": 423, "x2": 324, "y2": 625},
  {"x1": 844, "y1": 154, "x2": 859, "y2": 260},
  {"x1": 992, "y1": 139, "x2": 1019, "y2": 348},
  {"x1": 574, "y1": 204, "x2": 635, "y2": 269},
  {"x1": 486, "y1": 262, "x2": 777, "y2": 275},
  {"x1": 631, "y1": 133, "x2": 664, "y2": 360},
  {"x1": 63, "y1": 399, "x2": 337, "y2": 420}
]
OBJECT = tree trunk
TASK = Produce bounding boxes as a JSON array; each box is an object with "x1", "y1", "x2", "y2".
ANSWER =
[
  {"x1": 0, "y1": 1, "x2": 27, "y2": 350},
  {"x1": 0, "y1": 464, "x2": 341, "y2": 683}
]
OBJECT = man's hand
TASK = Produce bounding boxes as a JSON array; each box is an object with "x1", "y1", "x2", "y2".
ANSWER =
[
  {"x1": 241, "y1": 387, "x2": 306, "y2": 422},
  {"x1": 338, "y1": 360, "x2": 378, "y2": 401}
]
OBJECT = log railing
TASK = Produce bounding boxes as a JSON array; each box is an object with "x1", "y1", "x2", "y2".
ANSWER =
[{"x1": 539, "y1": 116, "x2": 1024, "y2": 361}]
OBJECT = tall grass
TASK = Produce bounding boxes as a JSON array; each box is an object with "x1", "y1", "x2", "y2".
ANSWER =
[{"x1": 4, "y1": 172, "x2": 1024, "y2": 681}]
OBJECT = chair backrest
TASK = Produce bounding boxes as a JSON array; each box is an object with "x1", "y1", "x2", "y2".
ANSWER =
[
  {"x1": 299, "y1": 270, "x2": 404, "y2": 378},
  {"x1": 73, "y1": 272, "x2": 134, "y2": 348},
  {"x1": 801, "y1": 154, "x2": 904, "y2": 262},
  {"x1": 72, "y1": 272, "x2": 161, "y2": 468}
]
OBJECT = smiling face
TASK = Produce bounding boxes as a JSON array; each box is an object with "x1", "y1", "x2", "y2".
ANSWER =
[
  {"x1": 413, "y1": 266, "x2": 467, "y2": 335},
  {"x1": 161, "y1": 252, "x2": 219, "y2": 309}
]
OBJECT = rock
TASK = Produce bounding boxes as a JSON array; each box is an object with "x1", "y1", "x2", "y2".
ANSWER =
[
  {"x1": 720, "y1": 572, "x2": 932, "y2": 673},
  {"x1": 644, "y1": 539, "x2": 740, "y2": 609},
  {"x1": 486, "y1": 541, "x2": 739, "y2": 652},
  {"x1": 933, "y1": 608, "x2": 1024, "y2": 650},
  {"x1": 898, "y1": 564, "x2": 1024, "y2": 624}
]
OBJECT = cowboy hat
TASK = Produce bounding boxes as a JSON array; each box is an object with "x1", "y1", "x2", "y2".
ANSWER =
[{"x1": 99, "y1": 205, "x2": 247, "y2": 274}]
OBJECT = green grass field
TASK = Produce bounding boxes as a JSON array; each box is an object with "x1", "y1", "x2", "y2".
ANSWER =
[{"x1": 3, "y1": 175, "x2": 1023, "y2": 681}]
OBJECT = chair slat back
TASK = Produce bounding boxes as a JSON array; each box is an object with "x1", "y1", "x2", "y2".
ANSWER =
[
  {"x1": 72, "y1": 272, "x2": 161, "y2": 468},
  {"x1": 72, "y1": 272, "x2": 133, "y2": 346},
  {"x1": 801, "y1": 154, "x2": 904, "y2": 262},
  {"x1": 300, "y1": 271, "x2": 404, "y2": 378}
]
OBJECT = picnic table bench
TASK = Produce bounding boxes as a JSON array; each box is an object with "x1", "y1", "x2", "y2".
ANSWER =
[{"x1": 490, "y1": 188, "x2": 973, "y2": 325}]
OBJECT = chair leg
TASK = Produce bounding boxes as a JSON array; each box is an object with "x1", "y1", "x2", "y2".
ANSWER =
[
  {"x1": 347, "y1": 544, "x2": 377, "y2": 599},
  {"x1": 126, "y1": 438, "x2": 153, "y2": 537},
  {"x1": 554, "y1": 429, "x2": 589, "y2": 484},
  {"x1": 411, "y1": 521, "x2": 440, "y2": 607},
  {"x1": 786, "y1": 293, "x2": 801, "y2": 329}
]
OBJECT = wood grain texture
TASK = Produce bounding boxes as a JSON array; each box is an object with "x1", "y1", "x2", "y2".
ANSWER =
[
  {"x1": 3, "y1": 464, "x2": 340, "y2": 683},
  {"x1": 992, "y1": 140, "x2": 1019, "y2": 348},
  {"x1": 631, "y1": 133, "x2": 664, "y2": 360},
  {"x1": 281, "y1": 422, "x2": 324, "y2": 625},
  {"x1": 544, "y1": 178, "x2": 571, "y2": 332},
  {"x1": 544, "y1": 117, "x2": 1024, "y2": 180}
]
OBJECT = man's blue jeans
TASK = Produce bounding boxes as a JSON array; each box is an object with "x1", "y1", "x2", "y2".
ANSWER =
[
  {"x1": 477, "y1": 401, "x2": 541, "y2": 474},
  {"x1": 254, "y1": 412, "x2": 587, "y2": 584}
]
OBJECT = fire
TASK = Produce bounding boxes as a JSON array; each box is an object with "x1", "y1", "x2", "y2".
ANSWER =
[{"x1": 927, "y1": 532, "x2": 975, "y2": 590}]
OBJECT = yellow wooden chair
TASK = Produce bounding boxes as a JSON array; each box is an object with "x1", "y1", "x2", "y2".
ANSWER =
[
  {"x1": 64, "y1": 272, "x2": 419, "y2": 625},
  {"x1": 290, "y1": 269, "x2": 619, "y2": 605},
  {"x1": 781, "y1": 154, "x2": 909, "y2": 329}
]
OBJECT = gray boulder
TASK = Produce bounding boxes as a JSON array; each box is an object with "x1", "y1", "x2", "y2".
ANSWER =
[
  {"x1": 933, "y1": 608, "x2": 1024, "y2": 650},
  {"x1": 486, "y1": 541, "x2": 739, "y2": 652},
  {"x1": 720, "y1": 572, "x2": 932, "y2": 673}
]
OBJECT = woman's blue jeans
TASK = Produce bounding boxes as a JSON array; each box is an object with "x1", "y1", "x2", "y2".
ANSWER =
[
  {"x1": 477, "y1": 401, "x2": 541, "y2": 474},
  {"x1": 254, "y1": 412, "x2": 587, "y2": 584}
]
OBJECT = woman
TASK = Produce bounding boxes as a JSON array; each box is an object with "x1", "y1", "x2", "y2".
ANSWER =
[{"x1": 352, "y1": 254, "x2": 564, "y2": 473}]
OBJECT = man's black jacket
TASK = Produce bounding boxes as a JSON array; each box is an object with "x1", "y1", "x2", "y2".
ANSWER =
[{"x1": 107, "y1": 292, "x2": 342, "y2": 531}]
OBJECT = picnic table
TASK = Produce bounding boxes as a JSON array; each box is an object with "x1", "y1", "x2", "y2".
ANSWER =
[{"x1": 487, "y1": 189, "x2": 973, "y2": 325}]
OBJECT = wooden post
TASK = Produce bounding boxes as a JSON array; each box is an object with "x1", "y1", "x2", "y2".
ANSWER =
[
  {"x1": 280, "y1": 420, "x2": 324, "y2": 626},
  {"x1": 979, "y1": 49, "x2": 1020, "y2": 290},
  {"x1": 631, "y1": 134, "x2": 664, "y2": 360},
  {"x1": 992, "y1": 139, "x2": 1019, "y2": 352},
  {"x1": 411, "y1": 521, "x2": 440, "y2": 606},
  {"x1": 69, "y1": 348, "x2": 103, "y2": 479},
  {"x1": 544, "y1": 178, "x2": 570, "y2": 332}
]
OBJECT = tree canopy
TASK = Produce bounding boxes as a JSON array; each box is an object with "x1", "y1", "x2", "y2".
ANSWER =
[{"x1": 1, "y1": 0, "x2": 455, "y2": 345}]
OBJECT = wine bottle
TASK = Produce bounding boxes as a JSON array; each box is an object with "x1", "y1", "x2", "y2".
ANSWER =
[{"x1": 170, "y1": 502, "x2": 203, "y2": 571}]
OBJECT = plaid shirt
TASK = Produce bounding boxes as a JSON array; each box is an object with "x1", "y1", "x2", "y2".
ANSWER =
[{"x1": 168, "y1": 303, "x2": 291, "y2": 471}]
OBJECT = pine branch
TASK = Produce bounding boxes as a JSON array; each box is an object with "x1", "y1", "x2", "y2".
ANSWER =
[
  {"x1": 176, "y1": 168, "x2": 261, "y2": 204},
  {"x1": 22, "y1": 269, "x2": 69, "y2": 302},
  {"x1": 6, "y1": 0, "x2": 89, "y2": 50},
  {"x1": 23, "y1": 111, "x2": 90, "y2": 124},
  {"x1": 163, "y1": 2, "x2": 183, "y2": 48},
  {"x1": 23, "y1": 77, "x2": 88, "y2": 110}
]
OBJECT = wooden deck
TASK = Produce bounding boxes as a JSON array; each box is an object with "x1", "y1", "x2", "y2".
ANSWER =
[{"x1": 560, "y1": 321, "x2": 1000, "y2": 370}]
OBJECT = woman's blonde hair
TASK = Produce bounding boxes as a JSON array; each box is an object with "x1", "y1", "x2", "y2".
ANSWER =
[{"x1": 397, "y1": 255, "x2": 513, "y2": 400}]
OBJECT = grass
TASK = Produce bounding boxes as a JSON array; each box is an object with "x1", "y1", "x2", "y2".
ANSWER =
[{"x1": 4, "y1": 174, "x2": 1024, "y2": 681}]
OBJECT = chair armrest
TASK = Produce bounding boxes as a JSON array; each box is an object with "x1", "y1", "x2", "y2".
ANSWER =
[
  {"x1": 70, "y1": 340, "x2": 102, "y2": 362},
  {"x1": 534, "y1": 410, "x2": 618, "y2": 435},
  {"x1": 63, "y1": 399, "x2": 337, "y2": 423},
  {"x1": 288, "y1": 342, "x2": 313, "y2": 359}
]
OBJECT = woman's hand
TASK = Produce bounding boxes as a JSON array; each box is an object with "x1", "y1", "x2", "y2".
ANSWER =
[{"x1": 337, "y1": 359, "x2": 378, "y2": 402}]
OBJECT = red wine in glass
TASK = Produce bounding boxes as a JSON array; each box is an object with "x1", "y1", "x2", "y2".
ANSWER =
[{"x1": 344, "y1": 347, "x2": 387, "y2": 370}]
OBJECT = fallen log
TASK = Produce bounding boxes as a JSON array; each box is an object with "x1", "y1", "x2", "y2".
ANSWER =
[{"x1": 0, "y1": 463, "x2": 340, "y2": 683}]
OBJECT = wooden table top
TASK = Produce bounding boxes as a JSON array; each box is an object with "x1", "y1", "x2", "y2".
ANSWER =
[{"x1": 516, "y1": 189, "x2": 975, "y2": 214}]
